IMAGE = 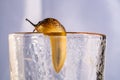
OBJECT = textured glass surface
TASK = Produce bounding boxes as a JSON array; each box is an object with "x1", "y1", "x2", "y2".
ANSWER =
[{"x1": 9, "y1": 32, "x2": 106, "y2": 80}]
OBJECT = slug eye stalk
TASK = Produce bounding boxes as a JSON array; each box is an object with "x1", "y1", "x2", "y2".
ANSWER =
[{"x1": 26, "y1": 18, "x2": 36, "y2": 26}]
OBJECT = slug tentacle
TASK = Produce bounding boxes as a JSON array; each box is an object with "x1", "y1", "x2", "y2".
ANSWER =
[{"x1": 26, "y1": 18, "x2": 36, "y2": 26}]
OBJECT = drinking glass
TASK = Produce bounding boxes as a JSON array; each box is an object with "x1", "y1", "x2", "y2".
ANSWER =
[{"x1": 9, "y1": 32, "x2": 106, "y2": 80}]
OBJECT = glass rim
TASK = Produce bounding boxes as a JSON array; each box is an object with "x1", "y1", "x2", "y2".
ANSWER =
[{"x1": 9, "y1": 32, "x2": 106, "y2": 37}]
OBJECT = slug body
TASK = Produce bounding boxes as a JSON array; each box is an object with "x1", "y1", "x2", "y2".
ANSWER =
[{"x1": 26, "y1": 18, "x2": 66, "y2": 73}]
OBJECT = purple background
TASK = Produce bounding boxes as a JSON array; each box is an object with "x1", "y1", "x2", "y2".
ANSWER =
[{"x1": 0, "y1": 0, "x2": 120, "y2": 80}]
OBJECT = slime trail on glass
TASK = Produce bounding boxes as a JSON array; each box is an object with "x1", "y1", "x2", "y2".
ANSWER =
[{"x1": 26, "y1": 18, "x2": 66, "y2": 73}]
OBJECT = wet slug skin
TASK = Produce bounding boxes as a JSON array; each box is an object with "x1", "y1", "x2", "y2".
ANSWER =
[{"x1": 26, "y1": 18, "x2": 66, "y2": 73}]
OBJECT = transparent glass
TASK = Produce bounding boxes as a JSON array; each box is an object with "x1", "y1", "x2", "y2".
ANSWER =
[{"x1": 9, "y1": 32, "x2": 106, "y2": 80}]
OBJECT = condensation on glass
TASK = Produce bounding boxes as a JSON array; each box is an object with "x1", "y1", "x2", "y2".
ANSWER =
[{"x1": 9, "y1": 32, "x2": 106, "y2": 80}]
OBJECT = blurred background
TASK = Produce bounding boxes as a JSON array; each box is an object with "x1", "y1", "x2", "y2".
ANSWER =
[{"x1": 0, "y1": 0, "x2": 120, "y2": 80}]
